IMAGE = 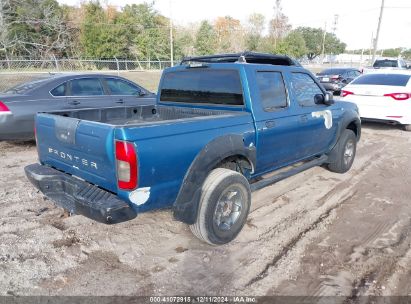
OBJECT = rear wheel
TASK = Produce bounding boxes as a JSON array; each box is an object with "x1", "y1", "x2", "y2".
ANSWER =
[
  {"x1": 190, "y1": 168, "x2": 251, "y2": 245},
  {"x1": 328, "y1": 129, "x2": 357, "y2": 173}
]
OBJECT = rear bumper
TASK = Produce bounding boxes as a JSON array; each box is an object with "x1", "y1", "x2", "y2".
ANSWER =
[
  {"x1": 358, "y1": 106, "x2": 411, "y2": 125},
  {"x1": 24, "y1": 163, "x2": 137, "y2": 224},
  {"x1": 321, "y1": 82, "x2": 344, "y2": 92}
]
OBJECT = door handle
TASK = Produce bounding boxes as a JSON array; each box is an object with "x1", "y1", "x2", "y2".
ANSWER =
[
  {"x1": 265, "y1": 120, "x2": 276, "y2": 128},
  {"x1": 69, "y1": 100, "x2": 80, "y2": 105},
  {"x1": 300, "y1": 115, "x2": 308, "y2": 123},
  {"x1": 115, "y1": 99, "x2": 124, "y2": 104}
]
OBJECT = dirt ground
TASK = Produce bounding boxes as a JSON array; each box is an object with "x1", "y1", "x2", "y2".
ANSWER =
[{"x1": 0, "y1": 122, "x2": 410, "y2": 297}]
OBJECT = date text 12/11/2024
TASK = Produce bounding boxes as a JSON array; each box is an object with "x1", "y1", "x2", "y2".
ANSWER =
[{"x1": 149, "y1": 296, "x2": 257, "y2": 303}]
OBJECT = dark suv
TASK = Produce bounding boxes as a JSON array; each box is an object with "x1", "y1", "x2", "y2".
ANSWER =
[{"x1": 317, "y1": 68, "x2": 361, "y2": 94}]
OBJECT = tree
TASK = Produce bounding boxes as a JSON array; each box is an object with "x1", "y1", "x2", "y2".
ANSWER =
[
  {"x1": 268, "y1": 0, "x2": 291, "y2": 49},
  {"x1": 295, "y1": 26, "x2": 346, "y2": 61},
  {"x1": 214, "y1": 16, "x2": 243, "y2": 53},
  {"x1": 195, "y1": 20, "x2": 216, "y2": 55},
  {"x1": 276, "y1": 31, "x2": 307, "y2": 58},
  {"x1": 380, "y1": 48, "x2": 402, "y2": 58},
  {"x1": 0, "y1": 0, "x2": 74, "y2": 58},
  {"x1": 117, "y1": 3, "x2": 170, "y2": 60},
  {"x1": 401, "y1": 48, "x2": 411, "y2": 60},
  {"x1": 80, "y1": 1, "x2": 127, "y2": 58},
  {"x1": 0, "y1": 0, "x2": 17, "y2": 59},
  {"x1": 245, "y1": 13, "x2": 265, "y2": 51},
  {"x1": 174, "y1": 25, "x2": 195, "y2": 57}
]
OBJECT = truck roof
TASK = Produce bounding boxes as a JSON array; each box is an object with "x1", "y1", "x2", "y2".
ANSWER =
[{"x1": 180, "y1": 52, "x2": 301, "y2": 67}]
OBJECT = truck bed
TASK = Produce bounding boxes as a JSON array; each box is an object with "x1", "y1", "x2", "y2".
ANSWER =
[{"x1": 47, "y1": 105, "x2": 239, "y2": 126}]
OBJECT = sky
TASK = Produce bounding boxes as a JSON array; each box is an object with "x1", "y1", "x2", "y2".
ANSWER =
[{"x1": 58, "y1": 0, "x2": 411, "y2": 50}]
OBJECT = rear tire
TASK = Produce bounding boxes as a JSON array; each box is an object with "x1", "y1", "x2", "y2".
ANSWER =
[
  {"x1": 328, "y1": 129, "x2": 357, "y2": 173},
  {"x1": 403, "y1": 124, "x2": 411, "y2": 131},
  {"x1": 190, "y1": 168, "x2": 251, "y2": 245}
]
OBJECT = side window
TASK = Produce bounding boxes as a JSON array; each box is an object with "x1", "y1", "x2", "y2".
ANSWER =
[
  {"x1": 256, "y1": 71, "x2": 287, "y2": 111},
  {"x1": 106, "y1": 78, "x2": 141, "y2": 96},
  {"x1": 290, "y1": 73, "x2": 323, "y2": 107},
  {"x1": 70, "y1": 78, "x2": 104, "y2": 96},
  {"x1": 50, "y1": 82, "x2": 66, "y2": 97}
]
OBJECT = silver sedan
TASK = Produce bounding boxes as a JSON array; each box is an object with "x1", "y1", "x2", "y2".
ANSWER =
[{"x1": 0, "y1": 73, "x2": 155, "y2": 140}]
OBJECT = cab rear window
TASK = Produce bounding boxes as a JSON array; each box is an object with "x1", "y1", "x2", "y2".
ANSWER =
[
  {"x1": 373, "y1": 60, "x2": 398, "y2": 68},
  {"x1": 351, "y1": 74, "x2": 411, "y2": 86},
  {"x1": 160, "y1": 69, "x2": 243, "y2": 105}
]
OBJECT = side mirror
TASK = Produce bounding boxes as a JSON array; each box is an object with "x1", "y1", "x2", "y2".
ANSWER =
[
  {"x1": 324, "y1": 92, "x2": 334, "y2": 105},
  {"x1": 314, "y1": 93, "x2": 334, "y2": 105},
  {"x1": 314, "y1": 94, "x2": 325, "y2": 104}
]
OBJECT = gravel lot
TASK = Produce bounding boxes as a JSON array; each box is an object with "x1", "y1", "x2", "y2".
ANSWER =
[{"x1": 0, "y1": 121, "x2": 410, "y2": 297}]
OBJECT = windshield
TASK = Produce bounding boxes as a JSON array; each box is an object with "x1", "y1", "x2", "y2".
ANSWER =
[
  {"x1": 4, "y1": 77, "x2": 51, "y2": 94},
  {"x1": 351, "y1": 74, "x2": 411, "y2": 86}
]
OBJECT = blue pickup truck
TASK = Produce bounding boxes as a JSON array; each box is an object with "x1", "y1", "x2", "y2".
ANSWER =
[{"x1": 25, "y1": 52, "x2": 361, "y2": 245}]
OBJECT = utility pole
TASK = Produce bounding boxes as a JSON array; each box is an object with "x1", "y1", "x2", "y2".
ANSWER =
[
  {"x1": 371, "y1": 0, "x2": 385, "y2": 64},
  {"x1": 169, "y1": 0, "x2": 174, "y2": 67},
  {"x1": 332, "y1": 14, "x2": 339, "y2": 34},
  {"x1": 321, "y1": 22, "x2": 327, "y2": 63}
]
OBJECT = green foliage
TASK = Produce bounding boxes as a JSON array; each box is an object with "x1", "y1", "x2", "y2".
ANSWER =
[
  {"x1": 195, "y1": 20, "x2": 217, "y2": 55},
  {"x1": 1, "y1": 0, "x2": 72, "y2": 58},
  {"x1": 295, "y1": 26, "x2": 346, "y2": 60},
  {"x1": 402, "y1": 49, "x2": 411, "y2": 60},
  {"x1": 381, "y1": 48, "x2": 402, "y2": 58},
  {"x1": 245, "y1": 13, "x2": 265, "y2": 51},
  {"x1": 276, "y1": 31, "x2": 307, "y2": 58},
  {"x1": 117, "y1": 3, "x2": 170, "y2": 60},
  {"x1": 174, "y1": 28, "x2": 194, "y2": 58},
  {"x1": 2, "y1": 0, "x2": 355, "y2": 61},
  {"x1": 80, "y1": 1, "x2": 128, "y2": 58}
]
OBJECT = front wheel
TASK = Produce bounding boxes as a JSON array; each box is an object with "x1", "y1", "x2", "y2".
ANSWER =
[
  {"x1": 190, "y1": 168, "x2": 251, "y2": 245},
  {"x1": 327, "y1": 129, "x2": 357, "y2": 173}
]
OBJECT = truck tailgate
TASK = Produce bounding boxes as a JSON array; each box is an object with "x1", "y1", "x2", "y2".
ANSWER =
[{"x1": 36, "y1": 113, "x2": 118, "y2": 193}]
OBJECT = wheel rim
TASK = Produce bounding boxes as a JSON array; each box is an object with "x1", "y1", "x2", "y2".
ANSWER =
[
  {"x1": 213, "y1": 185, "x2": 244, "y2": 231},
  {"x1": 343, "y1": 139, "x2": 355, "y2": 166}
]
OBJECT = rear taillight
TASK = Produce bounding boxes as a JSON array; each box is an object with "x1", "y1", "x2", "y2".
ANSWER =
[
  {"x1": 383, "y1": 93, "x2": 411, "y2": 101},
  {"x1": 341, "y1": 90, "x2": 354, "y2": 97},
  {"x1": 0, "y1": 101, "x2": 10, "y2": 113},
  {"x1": 115, "y1": 140, "x2": 138, "y2": 190},
  {"x1": 331, "y1": 75, "x2": 340, "y2": 81}
]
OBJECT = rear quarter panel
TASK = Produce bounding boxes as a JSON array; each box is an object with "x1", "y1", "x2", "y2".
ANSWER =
[{"x1": 115, "y1": 113, "x2": 255, "y2": 212}]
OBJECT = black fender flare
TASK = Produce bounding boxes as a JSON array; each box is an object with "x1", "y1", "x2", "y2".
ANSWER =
[
  {"x1": 172, "y1": 134, "x2": 256, "y2": 224},
  {"x1": 327, "y1": 111, "x2": 361, "y2": 163}
]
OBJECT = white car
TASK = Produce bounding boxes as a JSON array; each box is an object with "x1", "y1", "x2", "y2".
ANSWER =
[{"x1": 340, "y1": 70, "x2": 411, "y2": 131}]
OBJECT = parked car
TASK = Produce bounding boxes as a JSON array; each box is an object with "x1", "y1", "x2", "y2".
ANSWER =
[
  {"x1": 0, "y1": 73, "x2": 155, "y2": 140},
  {"x1": 340, "y1": 70, "x2": 411, "y2": 131},
  {"x1": 317, "y1": 68, "x2": 361, "y2": 94},
  {"x1": 373, "y1": 58, "x2": 409, "y2": 69},
  {"x1": 25, "y1": 52, "x2": 361, "y2": 245},
  {"x1": 362, "y1": 58, "x2": 410, "y2": 74}
]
